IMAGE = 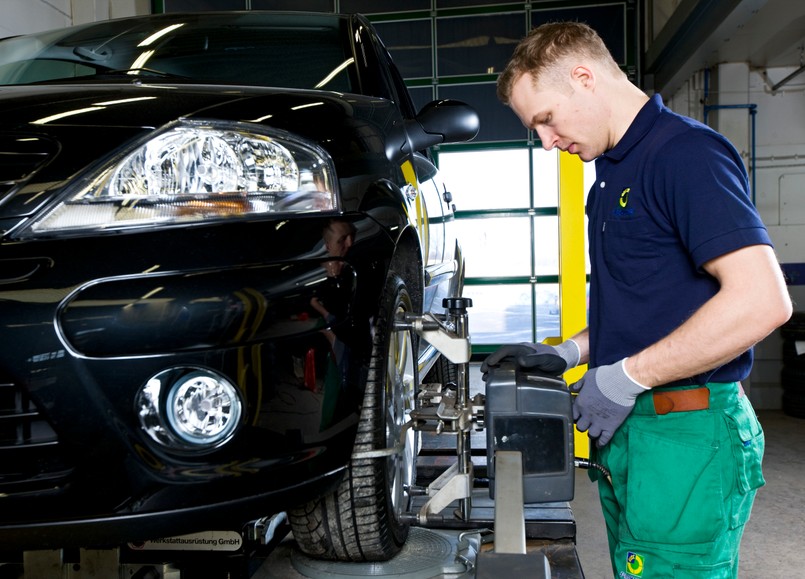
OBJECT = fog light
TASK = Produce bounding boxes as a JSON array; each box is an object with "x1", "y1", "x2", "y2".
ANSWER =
[
  {"x1": 167, "y1": 372, "x2": 241, "y2": 445},
  {"x1": 137, "y1": 367, "x2": 243, "y2": 451}
]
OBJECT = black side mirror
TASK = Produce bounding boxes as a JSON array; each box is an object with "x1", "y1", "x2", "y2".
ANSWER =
[
  {"x1": 408, "y1": 99, "x2": 480, "y2": 150},
  {"x1": 386, "y1": 99, "x2": 480, "y2": 162}
]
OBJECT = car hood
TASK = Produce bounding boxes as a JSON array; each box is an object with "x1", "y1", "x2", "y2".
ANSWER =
[
  {"x1": 0, "y1": 81, "x2": 399, "y2": 225},
  {"x1": 0, "y1": 80, "x2": 394, "y2": 131}
]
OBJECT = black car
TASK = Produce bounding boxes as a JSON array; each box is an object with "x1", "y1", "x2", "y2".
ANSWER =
[{"x1": 0, "y1": 11, "x2": 478, "y2": 561}]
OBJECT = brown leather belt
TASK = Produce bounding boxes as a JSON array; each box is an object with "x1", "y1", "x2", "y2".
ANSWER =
[{"x1": 652, "y1": 386, "x2": 710, "y2": 415}]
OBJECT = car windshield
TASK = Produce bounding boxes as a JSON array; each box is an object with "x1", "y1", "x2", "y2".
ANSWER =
[{"x1": 0, "y1": 12, "x2": 355, "y2": 91}]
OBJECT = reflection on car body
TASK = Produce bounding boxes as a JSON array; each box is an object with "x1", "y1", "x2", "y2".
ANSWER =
[{"x1": 0, "y1": 11, "x2": 478, "y2": 562}]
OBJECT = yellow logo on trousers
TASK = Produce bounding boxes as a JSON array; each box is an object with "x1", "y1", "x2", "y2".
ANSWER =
[{"x1": 626, "y1": 551, "x2": 644, "y2": 576}]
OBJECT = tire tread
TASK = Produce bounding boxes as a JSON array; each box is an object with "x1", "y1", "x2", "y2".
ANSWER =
[{"x1": 289, "y1": 274, "x2": 412, "y2": 561}]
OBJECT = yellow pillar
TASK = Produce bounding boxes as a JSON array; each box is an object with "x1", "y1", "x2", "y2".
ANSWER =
[{"x1": 556, "y1": 150, "x2": 589, "y2": 458}]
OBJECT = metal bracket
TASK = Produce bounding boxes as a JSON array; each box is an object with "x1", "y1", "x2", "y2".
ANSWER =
[
  {"x1": 492, "y1": 451, "x2": 526, "y2": 554},
  {"x1": 397, "y1": 312, "x2": 471, "y2": 364},
  {"x1": 417, "y1": 461, "x2": 474, "y2": 524},
  {"x1": 399, "y1": 297, "x2": 478, "y2": 523}
]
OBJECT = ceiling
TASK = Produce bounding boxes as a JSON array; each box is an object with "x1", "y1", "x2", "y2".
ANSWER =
[{"x1": 644, "y1": 0, "x2": 805, "y2": 96}]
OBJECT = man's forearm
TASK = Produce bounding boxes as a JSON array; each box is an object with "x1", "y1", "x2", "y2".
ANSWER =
[{"x1": 625, "y1": 245, "x2": 791, "y2": 388}]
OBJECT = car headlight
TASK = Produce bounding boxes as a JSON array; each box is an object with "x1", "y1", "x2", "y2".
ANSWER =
[{"x1": 18, "y1": 119, "x2": 338, "y2": 236}]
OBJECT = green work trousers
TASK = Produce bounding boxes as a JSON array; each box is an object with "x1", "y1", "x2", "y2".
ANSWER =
[{"x1": 591, "y1": 382, "x2": 765, "y2": 578}]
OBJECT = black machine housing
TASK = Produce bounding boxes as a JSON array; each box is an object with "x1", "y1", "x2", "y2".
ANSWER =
[{"x1": 485, "y1": 361, "x2": 575, "y2": 504}]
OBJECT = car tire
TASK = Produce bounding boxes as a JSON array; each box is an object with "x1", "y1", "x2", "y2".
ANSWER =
[
  {"x1": 424, "y1": 352, "x2": 458, "y2": 387},
  {"x1": 289, "y1": 272, "x2": 418, "y2": 561}
]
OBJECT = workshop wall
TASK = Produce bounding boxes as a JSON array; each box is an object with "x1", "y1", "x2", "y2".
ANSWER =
[
  {"x1": 0, "y1": 0, "x2": 149, "y2": 36},
  {"x1": 667, "y1": 62, "x2": 805, "y2": 408},
  {"x1": 0, "y1": 0, "x2": 71, "y2": 36}
]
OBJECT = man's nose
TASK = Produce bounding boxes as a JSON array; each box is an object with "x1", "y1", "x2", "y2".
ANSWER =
[{"x1": 535, "y1": 126, "x2": 558, "y2": 150}]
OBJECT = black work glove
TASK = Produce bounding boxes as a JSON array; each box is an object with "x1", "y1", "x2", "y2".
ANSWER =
[
  {"x1": 570, "y1": 358, "x2": 649, "y2": 447},
  {"x1": 481, "y1": 340, "x2": 580, "y2": 377}
]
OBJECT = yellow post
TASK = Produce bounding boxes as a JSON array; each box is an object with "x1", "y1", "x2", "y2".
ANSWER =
[{"x1": 556, "y1": 150, "x2": 589, "y2": 458}]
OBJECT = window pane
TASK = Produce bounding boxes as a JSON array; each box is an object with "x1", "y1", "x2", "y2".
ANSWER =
[
  {"x1": 341, "y1": 0, "x2": 429, "y2": 13},
  {"x1": 464, "y1": 283, "x2": 561, "y2": 345},
  {"x1": 534, "y1": 215, "x2": 559, "y2": 276},
  {"x1": 438, "y1": 0, "x2": 522, "y2": 7},
  {"x1": 532, "y1": 148, "x2": 559, "y2": 208},
  {"x1": 531, "y1": 4, "x2": 626, "y2": 65},
  {"x1": 438, "y1": 83, "x2": 527, "y2": 142},
  {"x1": 374, "y1": 20, "x2": 432, "y2": 79},
  {"x1": 456, "y1": 216, "x2": 530, "y2": 278},
  {"x1": 436, "y1": 13, "x2": 524, "y2": 77},
  {"x1": 465, "y1": 284, "x2": 533, "y2": 344},
  {"x1": 535, "y1": 283, "x2": 561, "y2": 342},
  {"x1": 439, "y1": 149, "x2": 529, "y2": 211},
  {"x1": 164, "y1": 0, "x2": 245, "y2": 10},
  {"x1": 409, "y1": 85, "x2": 435, "y2": 113},
  {"x1": 252, "y1": 0, "x2": 334, "y2": 9}
]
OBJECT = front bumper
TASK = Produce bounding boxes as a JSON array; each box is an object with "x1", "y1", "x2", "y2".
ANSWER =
[{"x1": 0, "y1": 217, "x2": 391, "y2": 549}]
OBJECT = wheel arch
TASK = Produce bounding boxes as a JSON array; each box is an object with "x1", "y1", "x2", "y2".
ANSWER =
[
  {"x1": 387, "y1": 227, "x2": 424, "y2": 314},
  {"x1": 357, "y1": 178, "x2": 425, "y2": 315}
]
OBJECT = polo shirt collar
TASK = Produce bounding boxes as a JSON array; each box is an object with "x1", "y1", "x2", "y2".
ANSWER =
[{"x1": 601, "y1": 93, "x2": 663, "y2": 162}]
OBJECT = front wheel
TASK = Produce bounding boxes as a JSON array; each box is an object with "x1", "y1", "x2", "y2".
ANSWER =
[{"x1": 289, "y1": 273, "x2": 418, "y2": 561}]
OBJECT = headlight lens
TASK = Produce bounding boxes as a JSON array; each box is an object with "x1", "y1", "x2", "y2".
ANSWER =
[
  {"x1": 20, "y1": 119, "x2": 338, "y2": 236},
  {"x1": 137, "y1": 367, "x2": 243, "y2": 451}
]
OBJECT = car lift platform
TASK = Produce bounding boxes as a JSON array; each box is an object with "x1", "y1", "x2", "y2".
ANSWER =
[
  {"x1": 255, "y1": 414, "x2": 585, "y2": 578},
  {"x1": 255, "y1": 489, "x2": 582, "y2": 579}
]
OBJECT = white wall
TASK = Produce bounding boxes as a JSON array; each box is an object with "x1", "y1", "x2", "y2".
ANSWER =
[
  {"x1": 0, "y1": 0, "x2": 71, "y2": 36},
  {"x1": 669, "y1": 61, "x2": 805, "y2": 408},
  {"x1": 0, "y1": 0, "x2": 149, "y2": 36}
]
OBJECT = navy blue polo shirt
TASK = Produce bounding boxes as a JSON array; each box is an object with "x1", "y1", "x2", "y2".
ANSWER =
[{"x1": 587, "y1": 94, "x2": 771, "y2": 385}]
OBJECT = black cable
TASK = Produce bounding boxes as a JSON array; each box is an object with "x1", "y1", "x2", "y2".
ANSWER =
[{"x1": 574, "y1": 457, "x2": 611, "y2": 479}]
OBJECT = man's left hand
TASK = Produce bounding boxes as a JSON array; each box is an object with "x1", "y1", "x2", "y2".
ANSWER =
[{"x1": 570, "y1": 359, "x2": 649, "y2": 447}]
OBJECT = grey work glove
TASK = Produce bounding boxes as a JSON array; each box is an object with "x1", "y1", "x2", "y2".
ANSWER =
[
  {"x1": 481, "y1": 340, "x2": 580, "y2": 377},
  {"x1": 570, "y1": 358, "x2": 649, "y2": 447}
]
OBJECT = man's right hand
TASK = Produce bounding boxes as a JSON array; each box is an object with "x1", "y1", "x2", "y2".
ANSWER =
[
  {"x1": 481, "y1": 340, "x2": 580, "y2": 377},
  {"x1": 570, "y1": 358, "x2": 648, "y2": 447}
]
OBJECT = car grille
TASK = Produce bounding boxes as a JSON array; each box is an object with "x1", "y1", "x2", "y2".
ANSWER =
[
  {"x1": 0, "y1": 134, "x2": 58, "y2": 197},
  {"x1": 0, "y1": 380, "x2": 73, "y2": 496}
]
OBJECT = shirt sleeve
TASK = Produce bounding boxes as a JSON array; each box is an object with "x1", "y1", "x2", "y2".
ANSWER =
[{"x1": 652, "y1": 127, "x2": 771, "y2": 270}]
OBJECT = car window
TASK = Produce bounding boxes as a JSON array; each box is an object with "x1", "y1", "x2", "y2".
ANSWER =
[
  {"x1": 351, "y1": 21, "x2": 415, "y2": 118},
  {"x1": 383, "y1": 48, "x2": 417, "y2": 119},
  {"x1": 0, "y1": 13, "x2": 356, "y2": 91}
]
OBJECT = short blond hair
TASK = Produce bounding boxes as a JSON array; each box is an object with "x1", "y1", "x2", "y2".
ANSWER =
[{"x1": 497, "y1": 21, "x2": 623, "y2": 104}]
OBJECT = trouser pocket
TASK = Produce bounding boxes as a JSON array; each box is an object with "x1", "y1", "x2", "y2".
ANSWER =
[
  {"x1": 673, "y1": 560, "x2": 732, "y2": 578},
  {"x1": 625, "y1": 420, "x2": 725, "y2": 552},
  {"x1": 722, "y1": 396, "x2": 765, "y2": 528}
]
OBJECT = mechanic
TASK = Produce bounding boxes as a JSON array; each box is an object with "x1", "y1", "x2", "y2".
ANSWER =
[{"x1": 485, "y1": 21, "x2": 792, "y2": 578}]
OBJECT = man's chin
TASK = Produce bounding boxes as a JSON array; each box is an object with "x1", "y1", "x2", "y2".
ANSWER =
[{"x1": 575, "y1": 149, "x2": 598, "y2": 162}]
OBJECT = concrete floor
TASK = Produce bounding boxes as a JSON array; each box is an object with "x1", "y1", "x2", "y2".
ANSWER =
[{"x1": 573, "y1": 409, "x2": 805, "y2": 578}]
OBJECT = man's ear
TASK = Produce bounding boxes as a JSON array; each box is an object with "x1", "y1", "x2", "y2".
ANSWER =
[{"x1": 571, "y1": 65, "x2": 594, "y2": 90}]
